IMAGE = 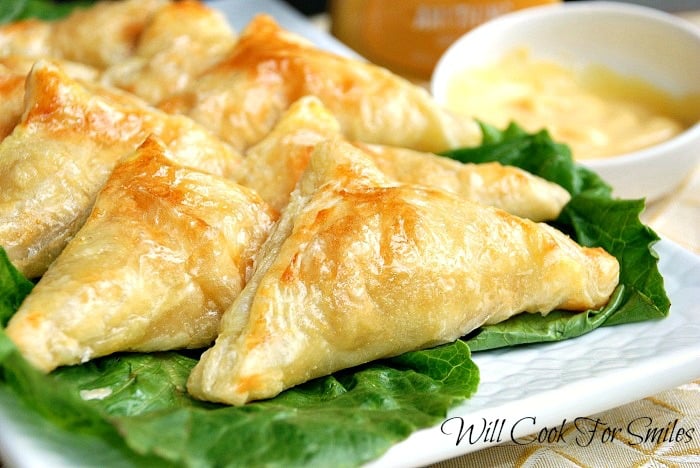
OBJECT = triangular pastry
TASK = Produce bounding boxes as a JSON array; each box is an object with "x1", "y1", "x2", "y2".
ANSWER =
[
  {"x1": 0, "y1": 54, "x2": 100, "y2": 80},
  {"x1": 100, "y1": 0, "x2": 237, "y2": 104},
  {"x1": 241, "y1": 96, "x2": 570, "y2": 220},
  {"x1": 0, "y1": 67, "x2": 25, "y2": 141},
  {"x1": 0, "y1": 0, "x2": 168, "y2": 68},
  {"x1": 0, "y1": 56, "x2": 98, "y2": 141},
  {"x1": 6, "y1": 137, "x2": 277, "y2": 373},
  {"x1": 187, "y1": 139, "x2": 619, "y2": 405},
  {"x1": 159, "y1": 15, "x2": 480, "y2": 153},
  {"x1": 355, "y1": 142, "x2": 571, "y2": 221},
  {"x1": 237, "y1": 96, "x2": 343, "y2": 212},
  {"x1": 0, "y1": 0, "x2": 234, "y2": 105},
  {"x1": 0, "y1": 61, "x2": 242, "y2": 278}
]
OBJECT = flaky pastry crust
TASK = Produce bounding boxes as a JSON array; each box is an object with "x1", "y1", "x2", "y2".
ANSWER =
[
  {"x1": 0, "y1": 61, "x2": 241, "y2": 278},
  {"x1": 160, "y1": 15, "x2": 480, "y2": 153},
  {"x1": 0, "y1": 0, "x2": 168, "y2": 68},
  {"x1": 101, "y1": 0, "x2": 237, "y2": 104},
  {"x1": 188, "y1": 139, "x2": 619, "y2": 405},
  {"x1": 240, "y1": 96, "x2": 570, "y2": 220},
  {"x1": 6, "y1": 137, "x2": 276, "y2": 372}
]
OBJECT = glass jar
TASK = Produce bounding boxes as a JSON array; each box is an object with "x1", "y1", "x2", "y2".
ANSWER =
[{"x1": 330, "y1": 0, "x2": 561, "y2": 81}]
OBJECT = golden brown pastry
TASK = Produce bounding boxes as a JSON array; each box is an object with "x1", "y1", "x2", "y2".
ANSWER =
[
  {"x1": 0, "y1": 0, "x2": 168, "y2": 68},
  {"x1": 0, "y1": 54, "x2": 99, "y2": 80},
  {"x1": 6, "y1": 137, "x2": 277, "y2": 373},
  {"x1": 160, "y1": 14, "x2": 480, "y2": 153},
  {"x1": 187, "y1": 139, "x2": 619, "y2": 406},
  {"x1": 0, "y1": 61, "x2": 242, "y2": 278},
  {"x1": 0, "y1": 57, "x2": 99, "y2": 141},
  {"x1": 237, "y1": 96, "x2": 343, "y2": 212},
  {"x1": 0, "y1": 67, "x2": 25, "y2": 141},
  {"x1": 355, "y1": 143, "x2": 571, "y2": 221},
  {"x1": 100, "y1": 0, "x2": 237, "y2": 104},
  {"x1": 241, "y1": 96, "x2": 569, "y2": 220},
  {"x1": 0, "y1": 19, "x2": 51, "y2": 60}
]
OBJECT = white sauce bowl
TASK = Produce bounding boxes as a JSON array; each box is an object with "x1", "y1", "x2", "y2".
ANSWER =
[{"x1": 431, "y1": 1, "x2": 700, "y2": 201}]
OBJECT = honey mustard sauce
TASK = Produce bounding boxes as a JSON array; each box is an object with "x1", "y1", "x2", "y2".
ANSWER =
[{"x1": 445, "y1": 49, "x2": 700, "y2": 160}]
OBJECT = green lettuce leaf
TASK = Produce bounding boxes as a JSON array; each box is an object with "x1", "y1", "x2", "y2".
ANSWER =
[
  {"x1": 108, "y1": 343, "x2": 477, "y2": 467},
  {"x1": 0, "y1": 328, "x2": 161, "y2": 467},
  {"x1": 445, "y1": 122, "x2": 611, "y2": 197},
  {"x1": 0, "y1": 249, "x2": 33, "y2": 327},
  {"x1": 0, "y1": 0, "x2": 96, "y2": 23},
  {"x1": 443, "y1": 122, "x2": 669, "y2": 351},
  {"x1": 0, "y1": 247, "x2": 478, "y2": 467}
]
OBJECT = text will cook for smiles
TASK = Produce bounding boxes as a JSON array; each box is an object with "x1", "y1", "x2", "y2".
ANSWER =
[{"x1": 441, "y1": 416, "x2": 696, "y2": 447}]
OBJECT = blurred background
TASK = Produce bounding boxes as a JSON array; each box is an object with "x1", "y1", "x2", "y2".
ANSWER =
[
  {"x1": 283, "y1": 0, "x2": 700, "y2": 16},
  {"x1": 280, "y1": 0, "x2": 700, "y2": 81}
]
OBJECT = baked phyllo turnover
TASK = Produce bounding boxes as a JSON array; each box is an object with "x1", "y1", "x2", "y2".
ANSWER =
[
  {"x1": 6, "y1": 137, "x2": 276, "y2": 373},
  {"x1": 187, "y1": 138, "x2": 619, "y2": 406},
  {"x1": 159, "y1": 15, "x2": 480, "y2": 153},
  {"x1": 0, "y1": 66, "x2": 25, "y2": 141},
  {"x1": 0, "y1": 0, "x2": 169, "y2": 68},
  {"x1": 355, "y1": 142, "x2": 571, "y2": 222},
  {"x1": 100, "y1": 0, "x2": 238, "y2": 104},
  {"x1": 0, "y1": 61, "x2": 241, "y2": 278},
  {"x1": 0, "y1": 0, "x2": 237, "y2": 105},
  {"x1": 240, "y1": 96, "x2": 570, "y2": 220}
]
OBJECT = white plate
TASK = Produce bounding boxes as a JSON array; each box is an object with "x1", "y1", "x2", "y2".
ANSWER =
[
  {"x1": 0, "y1": 239, "x2": 697, "y2": 468},
  {"x1": 1, "y1": 2, "x2": 699, "y2": 467}
]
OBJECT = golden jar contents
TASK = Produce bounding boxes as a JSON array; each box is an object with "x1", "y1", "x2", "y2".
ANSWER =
[{"x1": 330, "y1": 0, "x2": 560, "y2": 80}]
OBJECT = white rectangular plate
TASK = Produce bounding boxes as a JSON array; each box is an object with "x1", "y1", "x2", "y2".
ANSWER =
[
  {"x1": 0, "y1": 239, "x2": 697, "y2": 468},
  {"x1": 1, "y1": 1, "x2": 699, "y2": 467}
]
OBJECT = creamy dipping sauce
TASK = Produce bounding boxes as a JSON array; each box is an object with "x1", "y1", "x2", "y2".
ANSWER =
[{"x1": 445, "y1": 49, "x2": 699, "y2": 160}]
